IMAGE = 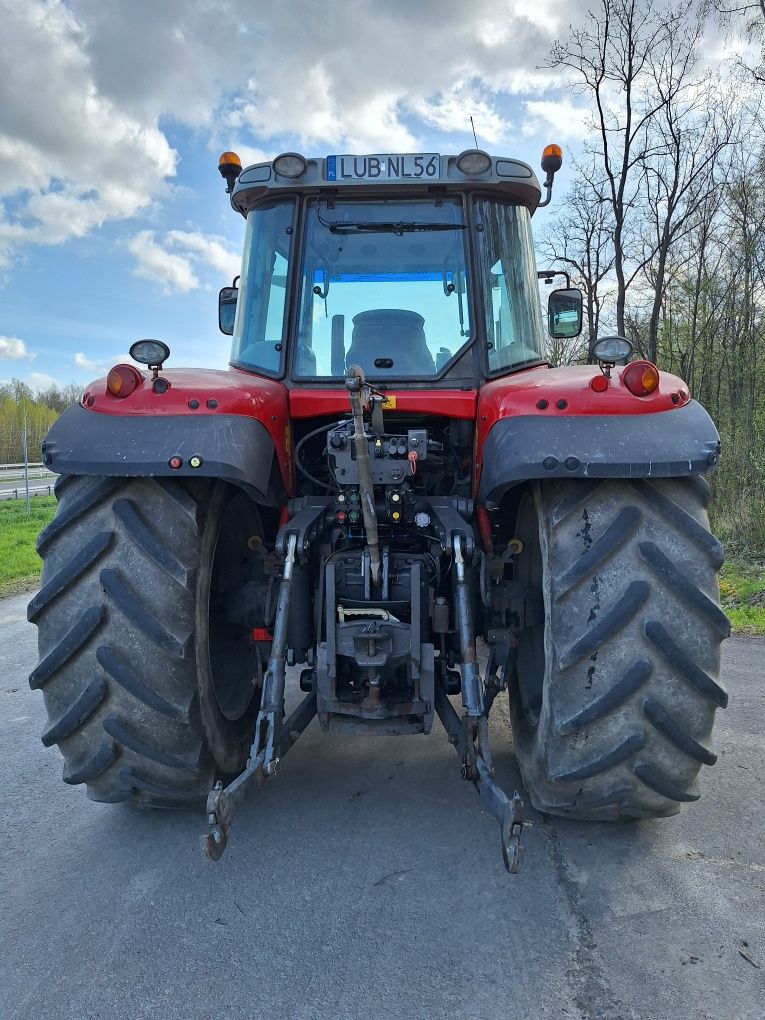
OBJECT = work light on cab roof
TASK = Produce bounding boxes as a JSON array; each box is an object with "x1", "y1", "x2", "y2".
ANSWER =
[
  {"x1": 455, "y1": 148, "x2": 492, "y2": 175},
  {"x1": 273, "y1": 152, "x2": 308, "y2": 178}
]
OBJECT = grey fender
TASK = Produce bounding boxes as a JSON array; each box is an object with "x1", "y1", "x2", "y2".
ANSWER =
[
  {"x1": 478, "y1": 399, "x2": 721, "y2": 506},
  {"x1": 41, "y1": 405, "x2": 285, "y2": 506}
]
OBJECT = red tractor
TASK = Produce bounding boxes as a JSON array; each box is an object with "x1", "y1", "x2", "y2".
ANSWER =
[{"x1": 29, "y1": 146, "x2": 728, "y2": 871}]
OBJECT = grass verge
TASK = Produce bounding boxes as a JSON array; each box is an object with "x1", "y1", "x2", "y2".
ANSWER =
[
  {"x1": 719, "y1": 559, "x2": 765, "y2": 636},
  {"x1": 0, "y1": 496, "x2": 55, "y2": 598},
  {"x1": 1, "y1": 494, "x2": 764, "y2": 636}
]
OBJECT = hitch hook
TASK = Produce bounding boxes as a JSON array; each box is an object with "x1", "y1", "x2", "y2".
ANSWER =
[{"x1": 500, "y1": 792, "x2": 526, "y2": 874}]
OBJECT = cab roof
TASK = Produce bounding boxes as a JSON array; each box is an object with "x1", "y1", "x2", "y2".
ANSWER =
[{"x1": 230, "y1": 152, "x2": 543, "y2": 217}]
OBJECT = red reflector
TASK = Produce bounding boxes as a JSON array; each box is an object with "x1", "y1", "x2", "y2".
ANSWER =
[
  {"x1": 622, "y1": 361, "x2": 659, "y2": 396},
  {"x1": 590, "y1": 374, "x2": 609, "y2": 392},
  {"x1": 336, "y1": 510, "x2": 347, "y2": 523},
  {"x1": 168, "y1": 456, "x2": 182, "y2": 469},
  {"x1": 251, "y1": 628, "x2": 273, "y2": 642},
  {"x1": 106, "y1": 364, "x2": 142, "y2": 398}
]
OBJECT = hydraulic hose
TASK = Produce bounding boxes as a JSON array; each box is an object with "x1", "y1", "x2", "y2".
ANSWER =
[{"x1": 345, "y1": 365, "x2": 381, "y2": 585}]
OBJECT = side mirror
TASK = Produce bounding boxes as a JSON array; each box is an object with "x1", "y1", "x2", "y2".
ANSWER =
[
  {"x1": 218, "y1": 286, "x2": 238, "y2": 335},
  {"x1": 547, "y1": 287, "x2": 583, "y2": 339}
]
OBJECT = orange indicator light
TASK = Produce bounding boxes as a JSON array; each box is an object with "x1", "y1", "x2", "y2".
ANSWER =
[{"x1": 622, "y1": 361, "x2": 660, "y2": 396}]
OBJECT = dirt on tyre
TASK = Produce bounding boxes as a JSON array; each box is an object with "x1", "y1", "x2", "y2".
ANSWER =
[
  {"x1": 28, "y1": 475, "x2": 266, "y2": 806},
  {"x1": 509, "y1": 476, "x2": 730, "y2": 820}
]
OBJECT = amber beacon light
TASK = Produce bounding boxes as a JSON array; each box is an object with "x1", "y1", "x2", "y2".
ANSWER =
[
  {"x1": 538, "y1": 144, "x2": 563, "y2": 207},
  {"x1": 541, "y1": 144, "x2": 563, "y2": 173},
  {"x1": 218, "y1": 151, "x2": 242, "y2": 193}
]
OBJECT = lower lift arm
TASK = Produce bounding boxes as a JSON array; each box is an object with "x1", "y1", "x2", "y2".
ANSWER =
[
  {"x1": 203, "y1": 530, "x2": 318, "y2": 860},
  {"x1": 442, "y1": 532, "x2": 526, "y2": 874}
]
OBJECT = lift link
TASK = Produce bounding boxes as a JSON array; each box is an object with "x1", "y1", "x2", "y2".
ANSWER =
[
  {"x1": 204, "y1": 534, "x2": 317, "y2": 861},
  {"x1": 437, "y1": 533, "x2": 526, "y2": 873},
  {"x1": 436, "y1": 687, "x2": 526, "y2": 874}
]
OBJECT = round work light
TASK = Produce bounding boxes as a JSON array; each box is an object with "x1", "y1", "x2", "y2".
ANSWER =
[
  {"x1": 129, "y1": 339, "x2": 171, "y2": 367},
  {"x1": 273, "y1": 152, "x2": 308, "y2": 178},
  {"x1": 455, "y1": 149, "x2": 492, "y2": 175},
  {"x1": 591, "y1": 336, "x2": 633, "y2": 364}
]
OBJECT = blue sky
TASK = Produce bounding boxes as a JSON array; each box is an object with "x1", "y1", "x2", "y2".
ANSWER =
[{"x1": 1, "y1": 0, "x2": 711, "y2": 390}]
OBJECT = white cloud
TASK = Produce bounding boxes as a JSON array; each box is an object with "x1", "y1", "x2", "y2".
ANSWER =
[
  {"x1": 522, "y1": 100, "x2": 594, "y2": 142},
  {"x1": 127, "y1": 229, "x2": 239, "y2": 293},
  {"x1": 0, "y1": 1, "x2": 176, "y2": 259},
  {"x1": 127, "y1": 230, "x2": 199, "y2": 293},
  {"x1": 26, "y1": 372, "x2": 58, "y2": 391},
  {"x1": 217, "y1": 2, "x2": 561, "y2": 153},
  {"x1": 73, "y1": 351, "x2": 134, "y2": 376},
  {"x1": 0, "y1": 0, "x2": 596, "y2": 267},
  {"x1": 166, "y1": 231, "x2": 240, "y2": 280},
  {"x1": 409, "y1": 83, "x2": 509, "y2": 146},
  {"x1": 74, "y1": 352, "x2": 101, "y2": 371},
  {"x1": 0, "y1": 336, "x2": 35, "y2": 360}
]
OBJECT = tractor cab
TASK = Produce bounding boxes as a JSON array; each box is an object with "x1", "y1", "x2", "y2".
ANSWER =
[{"x1": 218, "y1": 149, "x2": 571, "y2": 387}]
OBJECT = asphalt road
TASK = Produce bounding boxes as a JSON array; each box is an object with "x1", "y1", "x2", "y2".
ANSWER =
[{"x1": 1, "y1": 589, "x2": 763, "y2": 1020}]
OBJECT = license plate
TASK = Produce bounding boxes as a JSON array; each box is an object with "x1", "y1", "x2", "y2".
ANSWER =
[{"x1": 326, "y1": 153, "x2": 441, "y2": 182}]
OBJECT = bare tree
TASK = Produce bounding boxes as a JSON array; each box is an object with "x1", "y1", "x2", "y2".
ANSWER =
[
  {"x1": 704, "y1": 0, "x2": 765, "y2": 82},
  {"x1": 639, "y1": 71, "x2": 735, "y2": 360},
  {"x1": 547, "y1": 0, "x2": 671, "y2": 338},
  {"x1": 547, "y1": 0, "x2": 731, "y2": 358}
]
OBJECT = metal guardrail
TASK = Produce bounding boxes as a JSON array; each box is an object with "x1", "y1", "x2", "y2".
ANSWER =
[
  {"x1": 0, "y1": 462, "x2": 57, "y2": 504},
  {"x1": 0, "y1": 463, "x2": 53, "y2": 479},
  {"x1": 0, "y1": 483, "x2": 55, "y2": 502}
]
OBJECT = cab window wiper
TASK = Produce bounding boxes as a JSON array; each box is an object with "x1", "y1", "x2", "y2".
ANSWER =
[{"x1": 316, "y1": 209, "x2": 466, "y2": 236}]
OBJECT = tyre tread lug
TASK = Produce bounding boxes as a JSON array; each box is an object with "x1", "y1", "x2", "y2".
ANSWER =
[
  {"x1": 41, "y1": 676, "x2": 106, "y2": 746},
  {"x1": 103, "y1": 716, "x2": 201, "y2": 770},
  {"x1": 100, "y1": 568, "x2": 187, "y2": 657},
  {"x1": 558, "y1": 580, "x2": 650, "y2": 670},
  {"x1": 638, "y1": 540, "x2": 730, "y2": 637},
  {"x1": 629, "y1": 479, "x2": 724, "y2": 568},
  {"x1": 62, "y1": 740, "x2": 118, "y2": 785},
  {"x1": 113, "y1": 498, "x2": 192, "y2": 587},
  {"x1": 634, "y1": 761, "x2": 700, "y2": 802},
  {"x1": 645, "y1": 620, "x2": 728, "y2": 707},
  {"x1": 29, "y1": 605, "x2": 104, "y2": 689},
  {"x1": 28, "y1": 531, "x2": 113, "y2": 622},
  {"x1": 550, "y1": 732, "x2": 645, "y2": 783},
  {"x1": 556, "y1": 659, "x2": 652, "y2": 734},
  {"x1": 96, "y1": 645, "x2": 186, "y2": 719},
  {"x1": 555, "y1": 506, "x2": 642, "y2": 599},
  {"x1": 643, "y1": 696, "x2": 717, "y2": 765}
]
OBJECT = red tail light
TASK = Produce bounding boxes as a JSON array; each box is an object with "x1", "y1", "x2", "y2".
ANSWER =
[
  {"x1": 622, "y1": 361, "x2": 659, "y2": 397},
  {"x1": 106, "y1": 364, "x2": 143, "y2": 398}
]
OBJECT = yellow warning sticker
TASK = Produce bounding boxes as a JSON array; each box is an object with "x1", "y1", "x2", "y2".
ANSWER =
[{"x1": 381, "y1": 394, "x2": 397, "y2": 409}]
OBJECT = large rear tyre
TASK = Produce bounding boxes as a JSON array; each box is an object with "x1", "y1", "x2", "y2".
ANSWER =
[
  {"x1": 509, "y1": 477, "x2": 729, "y2": 820},
  {"x1": 28, "y1": 475, "x2": 265, "y2": 806}
]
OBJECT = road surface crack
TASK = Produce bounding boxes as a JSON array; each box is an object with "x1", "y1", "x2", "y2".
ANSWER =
[{"x1": 542, "y1": 817, "x2": 632, "y2": 1020}]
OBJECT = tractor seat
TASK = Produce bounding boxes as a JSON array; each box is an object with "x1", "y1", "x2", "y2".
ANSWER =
[{"x1": 346, "y1": 309, "x2": 436, "y2": 375}]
